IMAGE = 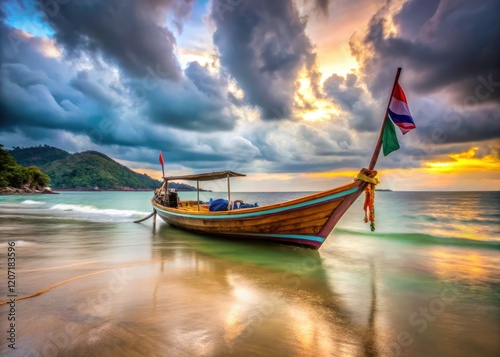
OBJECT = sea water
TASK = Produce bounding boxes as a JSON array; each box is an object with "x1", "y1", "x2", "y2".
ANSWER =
[{"x1": 0, "y1": 191, "x2": 498, "y2": 356}]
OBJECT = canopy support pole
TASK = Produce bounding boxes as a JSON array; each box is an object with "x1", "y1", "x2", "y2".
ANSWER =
[
  {"x1": 197, "y1": 180, "x2": 200, "y2": 211},
  {"x1": 227, "y1": 173, "x2": 231, "y2": 203},
  {"x1": 163, "y1": 180, "x2": 168, "y2": 206}
]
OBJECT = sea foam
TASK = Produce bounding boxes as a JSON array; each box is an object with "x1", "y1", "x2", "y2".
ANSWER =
[
  {"x1": 49, "y1": 203, "x2": 150, "y2": 218},
  {"x1": 21, "y1": 200, "x2": 46, "y2": 205}
]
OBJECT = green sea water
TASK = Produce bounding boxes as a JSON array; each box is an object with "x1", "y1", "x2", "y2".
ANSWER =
[{"x1": 0, "y1": 191, "x2": 499, "y2": 356}]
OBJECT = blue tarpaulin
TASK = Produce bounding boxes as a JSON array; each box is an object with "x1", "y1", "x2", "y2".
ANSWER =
[{"x1": 209, "y1": 198, "x2": 229, "y2": 211}]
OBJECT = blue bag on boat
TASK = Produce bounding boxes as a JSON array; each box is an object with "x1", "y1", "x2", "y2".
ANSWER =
[
  {"x1": 239, "y1": 202, "x2": 258, "y2": 209},
  {"x1": 209, "y1": 198, "x2": 229, "y2": 211}
]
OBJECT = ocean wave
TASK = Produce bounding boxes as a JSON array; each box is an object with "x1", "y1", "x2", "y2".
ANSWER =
[
  {"x1": 334, "y1": 228, "x2": 500, "y2": 250},
  {"x1": 49, "y1": 203, "x2": 150, "y2": 218},
  {"x1": 400, "y1": 214, "x2": 439, "y2": 222},
  {"x1": 401, "y1": 213, "x2": 498, "y2": 225},
  {"x1": 21, "y1": 200, "x2": 46, "y2": 205}
]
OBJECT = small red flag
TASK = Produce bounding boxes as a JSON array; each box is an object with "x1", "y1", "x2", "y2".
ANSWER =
[
  {"x1": 159, "y1": 151, "x2": 165, "y2": 178},
  {"x1": 159, "y1": 151, "x2": 165, "y2": 166}
]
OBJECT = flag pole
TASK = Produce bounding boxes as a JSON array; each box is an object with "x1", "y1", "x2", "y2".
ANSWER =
[{"x1": 368, "y1": 67, "x2": 402, "y2": 170}]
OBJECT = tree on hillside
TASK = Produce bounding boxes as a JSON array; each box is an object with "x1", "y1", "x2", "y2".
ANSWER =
[{"x1": 0, "y1": 145, "x2": 50, "y2": 189}]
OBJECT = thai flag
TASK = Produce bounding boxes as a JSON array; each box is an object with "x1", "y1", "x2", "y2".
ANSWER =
[{"x1": 388, "y1": 83, "x2": 416, "y2": 134}]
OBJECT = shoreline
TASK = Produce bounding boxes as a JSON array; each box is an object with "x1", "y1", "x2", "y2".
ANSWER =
[
  {"x1": 53, "y1": 188, "x2": 210, "y2": 192},
  {"x1": 53, "y1": 188, "x2": 154, "y2": 192},
  {"x1": 0, "y1": 187, "x2": 206, "y2": 194},
  {"x1": 0, "y1": 187, "x2": 58, "y2": 195}
]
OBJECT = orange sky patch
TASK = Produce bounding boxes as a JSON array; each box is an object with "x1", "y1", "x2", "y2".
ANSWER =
[{"x1": 424, "y1": 147, "x2": 500, "y2": 173}]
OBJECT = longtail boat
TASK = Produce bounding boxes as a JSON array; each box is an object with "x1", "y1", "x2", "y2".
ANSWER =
[{"x1": 148, "y1": 68, "x2": 413, "y2": 249}]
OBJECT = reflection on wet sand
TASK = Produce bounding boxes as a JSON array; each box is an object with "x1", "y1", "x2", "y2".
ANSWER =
[
  {"x1": 147, "y1": 224, "x2": 380, "y2": 357},
  {"x1": 427, "y1": 247, "x2": 499, "y2": 283},
  {"x1": 0, "y1": 217, "x2": 382, "y2": 357},
  {"x1": 363, "y1": 261, "x2": 379, "y2": 357}
]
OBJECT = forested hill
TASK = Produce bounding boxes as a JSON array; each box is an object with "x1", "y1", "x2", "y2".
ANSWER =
[
  {"x1": 9, "y1": 145, "x2": 70, "y2": 167},
  {"x1": 8, "y1": 146, "x2": 197, "y2": 190},
  {"x1": 40, "y1": 150, "x2": 161, "y2": 189}
]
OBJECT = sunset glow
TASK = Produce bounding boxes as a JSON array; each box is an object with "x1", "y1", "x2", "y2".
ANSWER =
[
  {"x1": 425, "y1": 148, "x2": 500, "y2": 173},
  {"x1": 0, "y1": 0, "x2": 498, "y2": 191}
]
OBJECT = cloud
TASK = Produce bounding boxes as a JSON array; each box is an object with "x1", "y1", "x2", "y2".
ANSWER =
[
  {"x1": 144, "y1": 61, "x2": 238, "y2": 131},
  {"x1": 0, "y1": 22, "x2": 255, "y2": 173},
  {"x1": 353, "y1": 0, "x2": 500, "y2": 101},
  {"x1": 232, "y1": 118, "x2": 365, "y2": 174},
  {"x1": 184, "y1": 61, "x2": 227, "y2": 100},
  {"x1": 350, "y1": 0, "x2": 500, "y2": 147},
  {"x1": 210, "y1": 0, "x2": 319, "y2": 120},
  {"x1": 2, "y1": 0, "x2": 498, "y2": 189},
  {"x1": 1, "y1": 6, "x2": 242, "y2": 150},
  {"x1": 392, "y1": 0, "x2": 440, "y2": 39},
  {"x1": 0, "y1": 10, "x2": 371, "y2": 175},
  {"x1": 410, "y1": 98, "x2": 500, "y2": 145},
  {"x1": 70, "y1": 70, "x2": 120, "y2": 107},
  {"x1": 313, "y1": 0, "x2": 330, "y2": 15},
  {"x1": 34, "y1": 0, "x2": 190, "y2": 80},
  {"x1": 323, "y1": 72, "x2": 380, "y2": 131}
]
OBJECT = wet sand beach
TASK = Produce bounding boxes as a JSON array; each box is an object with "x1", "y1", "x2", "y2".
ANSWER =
[{"x1": 0, "y1": 191, "x2": 499, "y2": 356}]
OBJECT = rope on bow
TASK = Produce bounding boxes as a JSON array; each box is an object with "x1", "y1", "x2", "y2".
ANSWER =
[{"x1": 355, "y1": 168, "x2": 379, "y2": 232}]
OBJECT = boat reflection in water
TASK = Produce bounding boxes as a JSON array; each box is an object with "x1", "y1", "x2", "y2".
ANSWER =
[
  {"x1": 1, "y1": 215, "x2": 381, "y2": 357},
  {"x1": 144, "y1": 224, "x2": 380, "y2": 357}
]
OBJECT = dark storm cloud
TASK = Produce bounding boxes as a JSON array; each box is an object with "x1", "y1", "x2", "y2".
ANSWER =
[
  {"x1": 184, "y1": 61, "x2": 228, "y2": 100},
  {"x1": 266, "y1": 157, "x2": 363, "y2": 173},
  {"x1": 236, "y1": 119, "x2": 365, "y2": 174},
  {"x1": 313, "y1": 0, "x2": 330, "y2": 15},
  {"x1": 0, "y1": 21, "x2": 180, "y2": 152},
  {"x1": 34, "y1": 0, "x2": 189, "y2": 80},
  {"x1": 145, "y1": 62, "x2": 236, "y2": 131},
  {"x1": 0, "y1": 57, "x2": 230, "y2": 152},
  {"x1": 1, "y1": 0, "x2": 364, "y2": 175},
  {"x1": 352, "y1": 0, "x2": 500, "y2": 145},
  {"x1": 0, "y1": 20, "x2": 115, "y2": 134},
  {"x1": 355, "y1": 0, "x2": 500, "y2": 101},
  {"x1": 411, "y1": 102, "x2": 500, "y2": 145},
  {"x1": 210, "y1": 0, "x2": 318, "y2": 120},
  {"x1": 70, "y1": 70, "x2": 118, "y2": 107},
  {"x1": 323, "y1": 73, "x2": 379, "y2": 132},
  {"x1": 295, "y1": 123, "x2": 356, "y2": 156},
  {"x1": 392, "y1": 0, "x2": 440, "y2": 39},
  {"x1": 1, "y1": 5, "x2": 238, "y2": 157}
]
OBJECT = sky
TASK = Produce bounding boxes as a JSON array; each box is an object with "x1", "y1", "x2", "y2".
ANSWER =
[{"x1": 0, "y1": 0, "x2": 499, "y2": 191}]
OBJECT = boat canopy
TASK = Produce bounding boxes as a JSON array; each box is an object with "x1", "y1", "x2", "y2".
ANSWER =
[{"x1": 163, "y1": 170, "x2": 246, "y2": 182}]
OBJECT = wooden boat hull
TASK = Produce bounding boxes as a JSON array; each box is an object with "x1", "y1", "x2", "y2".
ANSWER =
[{"x1": 152, "y1": 181, "x2": 365, "y2": 249}]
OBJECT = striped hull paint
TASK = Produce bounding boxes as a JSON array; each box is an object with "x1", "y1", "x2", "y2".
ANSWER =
[{"x1": 152, "y1": 181, "x2": 365, "y2": 249}]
